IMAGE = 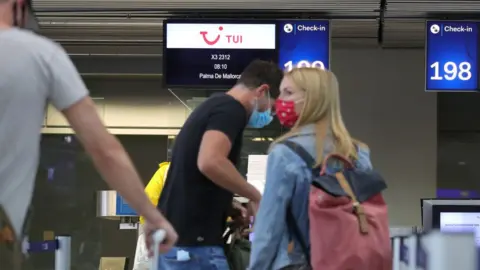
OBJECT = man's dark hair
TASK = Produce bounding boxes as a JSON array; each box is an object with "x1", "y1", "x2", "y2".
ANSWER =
[{"x1": 237, "y1": 59, "x2": 283, "y2": 98}]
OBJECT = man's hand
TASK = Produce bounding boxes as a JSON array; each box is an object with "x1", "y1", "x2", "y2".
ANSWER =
[
  {"x1": 232, "y1": 200, "x2": 247, "y2": 219},
  {"x1": 247, "y1": 201, "x2": 259, "y2": 221},
  {"x1": 145, "y1": 218, "x2": 178, "y2": 256},
  {"x1": 231, "y1": 200, "x2": 248, "y2": 228}
]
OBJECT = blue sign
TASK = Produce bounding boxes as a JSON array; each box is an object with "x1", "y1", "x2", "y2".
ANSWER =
[
  {"x1": 426, "y1": 21, "x2": 478, "y2": 91},
  {"x1": 399, "y1": 238, "x2": 409, "y2": 263},
  {"x1": 278, "y1": 20, "x2": 330, "y2": 72},
  {"x1": 116, "y1": 194, "x2": 137, "y2": 216},
  {"x1": 437, "y1": 188, "x2": 480, "y2": 198},
  {"x1": 28, "y1": 240, "x2": 58, "y2": 252}
]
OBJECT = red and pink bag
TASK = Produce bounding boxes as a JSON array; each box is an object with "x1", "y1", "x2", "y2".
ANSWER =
[{"x1": 282, "y1": 141, "x2": 392, "y2": 270}]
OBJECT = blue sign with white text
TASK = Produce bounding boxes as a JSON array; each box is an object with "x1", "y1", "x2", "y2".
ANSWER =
[
  {"x1": 28, "y1": 240, "x2": 58, "y2": 252},
  {"x1": 426, "y1": 21, "x2": 478, "y2": 91},
  {"x1": 116, "y1": 194, "x2": 137, "y2": 216},
  {"x1": 278, "y1": 20, "x2": 330, "y2": 72}
]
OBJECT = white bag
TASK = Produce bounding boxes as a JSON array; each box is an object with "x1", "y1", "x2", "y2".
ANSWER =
[
  {"x1": 132, "y1": 225, "x2": 150, "y2": 270},
  {"x1": 133, "y1": 225, "x2": 166, "y2": 270}
]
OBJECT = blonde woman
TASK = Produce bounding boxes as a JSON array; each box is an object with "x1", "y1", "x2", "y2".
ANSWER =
[{"x1": 249, "y1": 68, "x2": 373, "y2": 269}]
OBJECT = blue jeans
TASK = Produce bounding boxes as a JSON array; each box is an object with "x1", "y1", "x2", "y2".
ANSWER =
[{"x1": 157, "y1": 246, "x2": 230, "y2": 270}]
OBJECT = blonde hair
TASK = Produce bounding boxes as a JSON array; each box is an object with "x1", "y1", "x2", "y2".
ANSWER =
[{"x1": 271, "y1": 67, "x2": 365, "y2": 166}]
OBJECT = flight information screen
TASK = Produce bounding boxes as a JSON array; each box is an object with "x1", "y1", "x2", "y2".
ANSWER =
[
  {"x1": 425, "y1": 21, "x2": 479, "y2": 91},
  {"x1": 164, "y1": 21, "x2": 277, "y2": 87},
  {"x1": 164, "y1": 19, "x2": 330, "y2": 88}
]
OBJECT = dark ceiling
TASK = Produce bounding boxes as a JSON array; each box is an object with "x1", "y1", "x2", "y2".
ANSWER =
[{"x1": 33, "y1": 0, "x2": 480, "y2": 54}]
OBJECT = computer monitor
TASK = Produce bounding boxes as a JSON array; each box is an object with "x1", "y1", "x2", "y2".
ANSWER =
[{"x1": 421, "y1": 199, "x2": 480, "y2": 246}]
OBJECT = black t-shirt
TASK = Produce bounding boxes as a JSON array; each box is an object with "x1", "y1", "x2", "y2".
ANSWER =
[{"x1": 158, "y1": 93, "x2": 247, "y2": 246}]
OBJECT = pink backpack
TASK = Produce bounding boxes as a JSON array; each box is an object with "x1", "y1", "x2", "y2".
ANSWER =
[{"x1": 282, "y1": 141, "x2": 392, "y2": 270}]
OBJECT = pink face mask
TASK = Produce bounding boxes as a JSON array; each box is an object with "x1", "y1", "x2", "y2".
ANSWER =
[{"x1": 275, "y1": 99, "x2": 299, "y2": 128}]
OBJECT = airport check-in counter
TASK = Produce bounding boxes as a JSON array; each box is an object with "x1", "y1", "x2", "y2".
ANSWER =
[
  {"x1": 96, "y1": 190, "x2": 248, "y2": 228},
  {"x1": 96, "y1": 190, "x2": 141, "y2": 237},
  {"x1": 96, "y1": 191, "x2": 141, "y2": 269}
]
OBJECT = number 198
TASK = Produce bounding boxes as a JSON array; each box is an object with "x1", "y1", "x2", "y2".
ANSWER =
[{"x1": 430, "y1": 61, "x2": 472, "y2": 81}]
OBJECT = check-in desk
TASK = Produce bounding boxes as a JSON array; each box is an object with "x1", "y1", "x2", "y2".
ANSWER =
[
  {"x1": 96, "y1": 190, "x2": 139, "y2": 230},
  {"x1": 96, "y1": 191, "x2": 140, "y2": 270}
]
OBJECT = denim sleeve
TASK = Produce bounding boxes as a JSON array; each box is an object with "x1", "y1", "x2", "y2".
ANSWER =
[
  {"x1": 356, "y1": 146, "x2": 373, "y2": 170},
  {"x1": 249, "y1": 145, "x2": 295, "y2": 270}
]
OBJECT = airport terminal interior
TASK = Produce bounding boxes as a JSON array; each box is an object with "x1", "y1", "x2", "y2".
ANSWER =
[{"x1": 19, "y1": 0, "x2": 480, "y2": 269}]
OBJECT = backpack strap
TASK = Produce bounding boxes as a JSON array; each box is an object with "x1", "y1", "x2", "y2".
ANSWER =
[
  {"x1": 281, "y1": 140, "x2": 316, "y2": 168},
  {"x1": 280, "y1": 141, "x2": 312, "y2": 266},
  {"x1": 335, "y1": 172, "x2": 369, "y2": 234}
]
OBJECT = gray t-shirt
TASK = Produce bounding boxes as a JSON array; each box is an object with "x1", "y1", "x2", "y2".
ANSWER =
[{"x1": 0, "y1": 28, "x2": 88, "y2": 236}]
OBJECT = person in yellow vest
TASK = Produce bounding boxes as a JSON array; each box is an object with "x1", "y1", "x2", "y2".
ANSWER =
[
  {"x1": 133, "y1": 162, "x2": 170, "y2": 270},
  {"x1": 139, "y1": 162, "x2": 170, "y2": 225}
]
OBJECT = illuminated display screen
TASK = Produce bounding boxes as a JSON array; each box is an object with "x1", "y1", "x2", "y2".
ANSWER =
[
  {"x1": 277, "y1": 20, "x2": 330, "y2": 72},
  {"x1": 440, "y1": 212, "x2": 480, "y2": 246},
  {"x1": 425, "y1": 21, "x2": 479, "y2": 91},
  {"x1": 164, "y1": 20, "x2": 330, "y2": 87}
]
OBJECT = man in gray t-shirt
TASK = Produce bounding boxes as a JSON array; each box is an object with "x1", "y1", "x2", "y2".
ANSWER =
[{"x1": 0, "y1": 0, "x2": 177, "y2": 267}]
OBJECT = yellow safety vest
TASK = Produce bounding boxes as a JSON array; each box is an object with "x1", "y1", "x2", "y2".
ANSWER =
[{"x1": 139, "y1": 162, "x2": 170, "y2": 224}]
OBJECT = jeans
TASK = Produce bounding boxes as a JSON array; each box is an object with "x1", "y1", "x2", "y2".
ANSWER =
[{"x1": 157, "y1": 246, "x2": 230, "y2": 270}]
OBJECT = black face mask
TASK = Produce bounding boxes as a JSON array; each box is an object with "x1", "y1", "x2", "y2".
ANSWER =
[{"x1": 12, "y1": 0, "x2": 38, "y2": 31}]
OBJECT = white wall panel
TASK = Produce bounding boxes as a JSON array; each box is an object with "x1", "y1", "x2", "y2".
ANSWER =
[
  {"x1": 100, "y1": 96, "x2": 187, "y2": 128},
  {"x1": 45, "y1": 99, "x2": 105, "y2": 126},
  {"x1": 43, "y1": 82, "x2": 190, "y2": 134}
]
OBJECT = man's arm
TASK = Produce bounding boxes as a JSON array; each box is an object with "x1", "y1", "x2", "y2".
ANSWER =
[
  {"x1": 45, "y1": 45, "x2": 177, "y2": 250},
  {"x1": 197, "y1": 107, "x2": 261, "y2": 203}
]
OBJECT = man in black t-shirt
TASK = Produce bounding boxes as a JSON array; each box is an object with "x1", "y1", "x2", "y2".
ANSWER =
[{"x1": 156, "y1": 60, "x2": 283, "y2": 269}]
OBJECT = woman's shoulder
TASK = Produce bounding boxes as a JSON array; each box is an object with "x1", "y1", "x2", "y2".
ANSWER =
[
  {"x1": 354, "y1": 142, "x2": 373, "y2": 170},
  {"x1": 269, "y1": 142, "x2": 296, "y2": 160},
  {"x1": 354, "y1": 141, "x2": 370, "y2": 151},
  {"x1": 272, "y1": 136, "x2": 315, "y2": 155},
  {"x1": 269, "y1": 138, "x2": 316, "y2": 171}
]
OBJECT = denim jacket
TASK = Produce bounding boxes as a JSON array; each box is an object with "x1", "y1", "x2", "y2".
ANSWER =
[{"x1": 248, "y1": 125, "x2": 373, "y2": 270}]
